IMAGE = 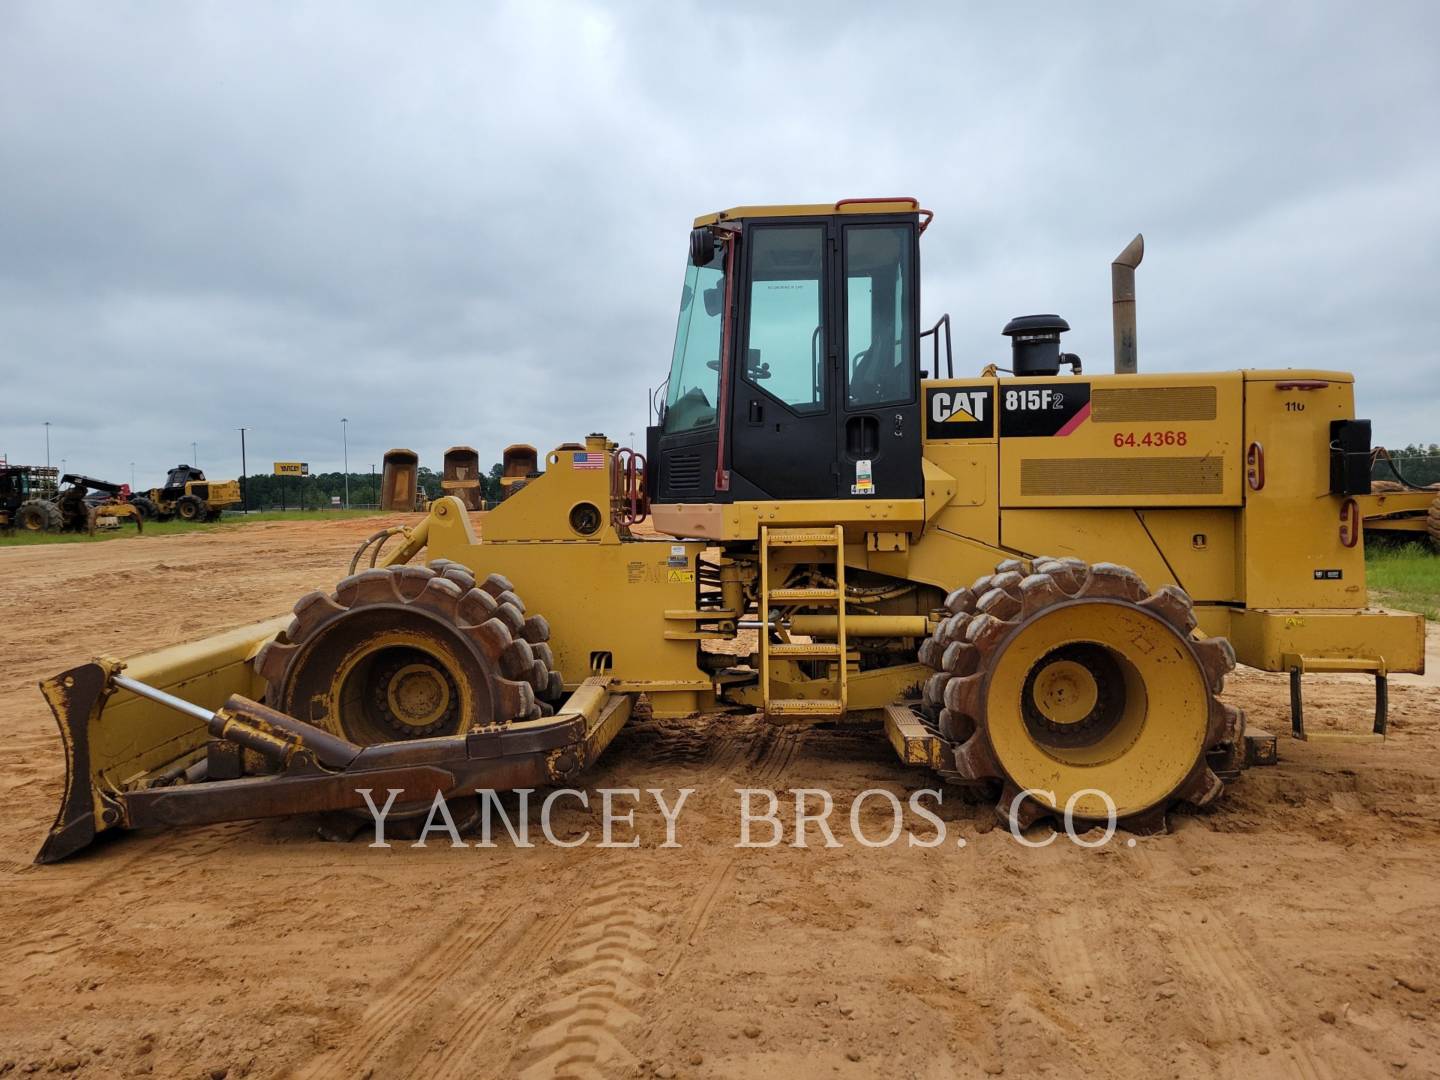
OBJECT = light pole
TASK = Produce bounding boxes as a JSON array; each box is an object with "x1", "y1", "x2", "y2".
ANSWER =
[
  {"x1": 44, "y1": 421, "x2": 50, "y2": 468},
  {"x1": 370, "y1": 464, "x2": 376, "y2": 508},
  {"x1": 130, "y1": 462, "x2": 135, "y2": 489},
  {"x1": 237, "y1": 428, "x2": 248, "y2": 513},
  {"x1": 191, "y1": 441, "x2": 197, "y2": 466},
  {"x1": 341, "y1": 418, "x2": 349, "y2": 510}
]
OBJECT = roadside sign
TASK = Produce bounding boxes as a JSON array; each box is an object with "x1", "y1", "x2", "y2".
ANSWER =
[{"x1": 274, "y1": 461, "x2": 309, "y2": 476}]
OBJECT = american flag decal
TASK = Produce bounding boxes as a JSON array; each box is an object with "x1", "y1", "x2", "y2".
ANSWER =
[{"x1": 572, "y1": 452, "x2": 604, "y2": 470}]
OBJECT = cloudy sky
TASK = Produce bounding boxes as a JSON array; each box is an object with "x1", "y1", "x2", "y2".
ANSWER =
[{"x1": 2, "y1": 1, "x2": 1437, "y2": 488}]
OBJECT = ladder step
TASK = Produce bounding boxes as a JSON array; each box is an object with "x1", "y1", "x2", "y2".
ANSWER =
[
  {"x1": 770, "y1": 642, "x2": 843, "y2": 658},
  {"x1": 767, "y1": 699, "x2": 845, "y2": 719},
  {"x1": 767, "y1": 587, "x2": 840, "y2": 603},
  {"x1": 766, "y1": 529, "x2": 842, "y2": 547}
]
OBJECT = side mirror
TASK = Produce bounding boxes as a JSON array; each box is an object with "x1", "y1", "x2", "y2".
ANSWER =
[{"x1": 689, "y1": 227, "x2": 715, "y2": 267}]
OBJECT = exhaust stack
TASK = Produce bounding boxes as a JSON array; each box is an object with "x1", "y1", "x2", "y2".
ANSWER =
[{"x1": 1112, "y1": 233, "x2": 1144, "y2": 374}]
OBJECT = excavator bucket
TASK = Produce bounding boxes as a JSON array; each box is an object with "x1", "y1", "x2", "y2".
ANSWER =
[{"x1": 37, "y1": 615, "x2": 634, "y2": 863}]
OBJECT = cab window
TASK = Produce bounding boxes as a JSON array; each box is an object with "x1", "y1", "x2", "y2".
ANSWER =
[
  {"x1": 744, "y1": 225, "x2": 826, "y2": 415},
  {"x1": 662, "y1": 246, "x2": 727, "y2": 434},
  {"x1": 845, "y1": 225, "x2": 915, "y2": 408}
]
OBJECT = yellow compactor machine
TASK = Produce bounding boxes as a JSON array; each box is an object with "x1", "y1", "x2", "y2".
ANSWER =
[{"x1": 35, "y1": 199, "x2": 1425, "y2": 861}]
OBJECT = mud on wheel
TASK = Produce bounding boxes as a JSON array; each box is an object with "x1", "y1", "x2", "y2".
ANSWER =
[
  {"x1": 918, "y1": 556, "x2": 1244, "y2": 832},
  {"x1": 255, "y1": 559, "x2": 566, "y2": 749},
  {"x1": 15, "y1": 498, "x2": 60, "y2": 532}
]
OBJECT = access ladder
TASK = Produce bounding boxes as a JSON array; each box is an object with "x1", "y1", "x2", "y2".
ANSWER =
[{"x1": 759, "y1": 525, "x2": 849, "y2": 722}]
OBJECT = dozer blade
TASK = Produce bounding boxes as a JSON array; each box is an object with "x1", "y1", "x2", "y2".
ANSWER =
[
  {"x1": 37, "y1": 623, "x2": 633, "y2": 863},
  {"x1": 38, "y1": 616, "x2": 291, "y2": 863}
]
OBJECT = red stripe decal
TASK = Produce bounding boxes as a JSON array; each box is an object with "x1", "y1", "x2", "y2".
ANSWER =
[{"x1": 1055, "y1": 401, "x2": 1091, "y2": 436}]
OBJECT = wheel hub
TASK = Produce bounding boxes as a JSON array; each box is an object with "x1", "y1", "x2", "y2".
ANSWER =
[
  {"x1": 369, "y1": 652, "x2": 459, "y2": 738},
  {"x1": 1021, "y1": 643, "x2": 1123, "y2": 749},
  {"x1": 1030, "y1": 658, "x2": 1098, "y2": 726},
  {"x1": 382, "y1": 662, "x2": 453, "y2": 731}
]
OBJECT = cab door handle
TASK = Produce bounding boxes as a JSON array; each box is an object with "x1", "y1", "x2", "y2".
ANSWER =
[{"x1": 748, "y1": 400, "x2": 764, "y2": 424}]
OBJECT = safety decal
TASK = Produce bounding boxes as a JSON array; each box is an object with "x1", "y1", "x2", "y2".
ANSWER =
[{"x1": 851, "y1": 458, "x2": 875, "y2": 496}]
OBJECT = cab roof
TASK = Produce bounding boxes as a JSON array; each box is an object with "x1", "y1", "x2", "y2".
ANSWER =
[{"x1": 693, "y1": 198, "x2": 929, "y2": 228}]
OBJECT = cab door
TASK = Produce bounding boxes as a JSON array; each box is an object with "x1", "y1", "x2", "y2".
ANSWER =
[
  {"x1": 727, "y1": 221, "x2": 839, "y2": 500},
  {"x1": 839, "y1": 220, "x2": 923, "y2": 499}
]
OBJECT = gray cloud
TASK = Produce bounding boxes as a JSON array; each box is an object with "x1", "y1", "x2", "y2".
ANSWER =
[{"x1": 2, "y1": 0, "x2": 1437, "y2": 488}]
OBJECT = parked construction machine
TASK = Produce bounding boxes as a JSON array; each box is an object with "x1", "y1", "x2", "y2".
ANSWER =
[
  {"x1": 53, "y1": 474, "x2": 143, "y2": 534},
  {"x1": 1, "y1": 462, "x2": 60, "y2": 531},
  {"x1": 132, "y1": 465, "x2": 241, "y2": 522},
  {"x1": 35, "y1": 199, "x2": 1425, "y2": 862},
  {"x1": 1, "y1": 466, "x2": 141, "y2": 534},
  {"x1": 1363, "y1": 451, "x2": 1439, "y2": 549}
]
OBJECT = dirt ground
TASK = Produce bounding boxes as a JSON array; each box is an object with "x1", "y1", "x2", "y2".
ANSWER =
[{"x1": 1, "y1": 517, "x2": 1437, "y2": 1080}]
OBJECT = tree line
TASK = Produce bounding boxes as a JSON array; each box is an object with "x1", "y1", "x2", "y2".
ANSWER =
[
  {"x1": 1372, "y1": 443, "x2": 1440, "y2": 487},
  {"x1": 237, "y1": 464, "x2": 506, "y2": 510}
]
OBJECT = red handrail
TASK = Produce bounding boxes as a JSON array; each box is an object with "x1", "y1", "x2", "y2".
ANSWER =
[
  {"x1": 612, "y1": 448, "x2": 649, "y2": 526},
  {"x1": 834, "y1": 197, "x2": 934, "y2": 233}
]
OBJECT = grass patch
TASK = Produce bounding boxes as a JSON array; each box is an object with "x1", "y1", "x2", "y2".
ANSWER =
[
  {"x1": 1367, "y1": 541, "x2": 1440, "y2": 620},
  {"x1": 0, "y1": 509, "x2": 390, "y2": 547}
]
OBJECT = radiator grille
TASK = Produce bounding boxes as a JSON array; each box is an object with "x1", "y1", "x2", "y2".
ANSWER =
[
  {"x1": 666, "y1": 453, "x2": 702, "y2": 492},
  {"x1": 1091, "y1": 386, "x2": 1217, "y2": 422},
  {"x1": 1021, "y1": 456, "x2": 1224, "y2": 496}
]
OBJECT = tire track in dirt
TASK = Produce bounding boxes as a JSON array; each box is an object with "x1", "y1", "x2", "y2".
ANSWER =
[
  {"x1": 506, "y1": 862, "x2": 657, "y2": 1080},
  {"x1": 1161, "y1": 906, "x2": 1339, "y2": 1080},
  {"x1": 496, "y1": 725, "x2": 798, "y2": 1077},
  {"x1": 659, "y1": 855, "x2": 739, "y2": 992},
  {"x1": 705, "y1": 730, "x2": 749, "y2": 774},
  {"x1": 658, "y1": 722, "x2": 802, "y2": 990},
  {"x1": 292, "y1": 902, "x2": 523, "y2": 1080},
  {"x1": 290, "y1": 842, "x2": 611, "y2": 1079},
  {"x1": 752, "y1": 727, "x2": 805, "y2": 785},
  {"x1": 410, "y1": 900, "x2": 591, "y2": 1080}
]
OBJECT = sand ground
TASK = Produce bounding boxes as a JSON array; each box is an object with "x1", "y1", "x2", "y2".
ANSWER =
[{"x1": 1, "y1": 517, "x2": 1437, "y2": 1079}]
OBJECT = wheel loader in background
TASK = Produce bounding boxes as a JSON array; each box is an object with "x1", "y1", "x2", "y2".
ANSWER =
[
  {"x1": 34, "y1": 198, "x2": 1426, "y2": 863},
  {"x1": 131, "y1": 464, "x2": 242, "y2": 522}
]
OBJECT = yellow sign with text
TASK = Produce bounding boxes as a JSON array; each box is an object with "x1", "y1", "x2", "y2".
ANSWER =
[{"x1": 273, "y1": 461, "x2": 309, "y2": 477}]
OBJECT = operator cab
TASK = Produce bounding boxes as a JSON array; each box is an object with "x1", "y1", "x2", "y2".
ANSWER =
[
  {"x1": 648, "y1": 199, "x2": 928, "y2": 504},
  {"x1": 162, "y1": 465, "x2": 205, "y2": 500}
]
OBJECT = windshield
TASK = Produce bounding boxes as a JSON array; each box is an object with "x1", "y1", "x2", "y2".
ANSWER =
[{"x1": 662, "y1": 244, "x2": 726, "y2": 434}]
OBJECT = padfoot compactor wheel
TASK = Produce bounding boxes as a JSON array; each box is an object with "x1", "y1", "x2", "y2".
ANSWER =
[
  {"x1": 255, "y1": 560, "x2": 566, "y2": 748},
  {"x1": 918, "y1": 557, "x2": 1244, "y2": 832}
]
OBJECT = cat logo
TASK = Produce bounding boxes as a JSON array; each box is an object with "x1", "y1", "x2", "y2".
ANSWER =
[{"x1": 925, "y1": 386, "x2": 994, "y2": 440}]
